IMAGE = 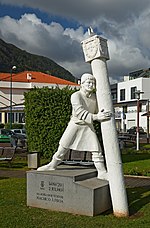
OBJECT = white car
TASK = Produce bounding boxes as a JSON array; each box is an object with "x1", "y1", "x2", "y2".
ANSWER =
[{"x1": 11, "y1": 129, "x2": 26, "y2": 136}]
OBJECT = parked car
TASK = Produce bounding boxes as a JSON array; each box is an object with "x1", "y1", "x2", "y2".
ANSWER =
[
  {"x1": 11, "y1": 129, "x2": 26, "y2": 136},
  {"x1": 0, "y1": 129, "x2": 26, "y2": 148},
  {"x1": 127, "y1": 126, "x2": 145, "y2": 135},
  {"x1": 0, "y1": 128, "x2": 17, "y2": 146}
]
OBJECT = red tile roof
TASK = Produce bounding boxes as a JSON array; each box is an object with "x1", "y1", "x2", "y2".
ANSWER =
[{"x1": 0, "y1": 71, "x2": 78, "y2": 86}]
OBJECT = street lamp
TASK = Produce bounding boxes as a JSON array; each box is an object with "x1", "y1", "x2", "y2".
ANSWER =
[
  {"x1": 146, "y1": 100, "x2": 149, "y2": 143},
  {"x1": 135, "y1": 90, "x2": 144, "y2": 151},
  {"x1": 10, "y1": 65, "x2": 16, "y2": 129}
]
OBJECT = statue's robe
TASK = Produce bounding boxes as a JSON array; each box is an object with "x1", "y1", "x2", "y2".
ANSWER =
[{"x1": 59, "y1": 89, "x2": 102, "y2": 152}]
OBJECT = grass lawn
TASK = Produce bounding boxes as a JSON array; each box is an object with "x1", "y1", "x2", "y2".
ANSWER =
[
  {"x1": 121, "y1": 146, "x2": 150, "y2": 176},
  {"x1": 0, "y1": 178, "x2": 150, "y2": 228},
  {"x1": 0, "y1": 146, "x2": 150, "y2": 227},
  {"x1": 122, "y1": 153, "x2": 150, "y2": 176}
]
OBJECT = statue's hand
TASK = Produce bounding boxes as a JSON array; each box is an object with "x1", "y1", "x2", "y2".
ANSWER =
[
  {"x1": 98, "y1": 111, "x2": 112, "y2": 122},
  {"x1": 93, "y1": 111, "x2": 112, "y2": 122}
]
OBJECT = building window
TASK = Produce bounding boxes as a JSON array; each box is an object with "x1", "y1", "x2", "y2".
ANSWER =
[
  {"x1": 8, "y1": 113, "x2": 14, "y2": 123},
  {"x1": 123, "y1": 106, "x2": 127, "y2": 113},
  {"x1": 19, "y1": 113, "x2": 25, "y2": 123},
  {"x1": 112, "y1": 93, "x2": 117, "y2": 100},
  {"x1": 120, "y1": 89, "x2": 125, "y2": 101},
  {"x1": 131, "y1": 86, "x2": 137, "y2": 99},
  {"x1": 139, "y1": 103, "x2": 142, "y2": 112},
  {"x1": 14, "y1": 113, "x2": 19, "y2": 123},
  {"x1": 5, "y1": 113, "x2": 7, "y2": 123},
  {"x1": 5, "y1": 112, "x2": 25, "y2": 124}
]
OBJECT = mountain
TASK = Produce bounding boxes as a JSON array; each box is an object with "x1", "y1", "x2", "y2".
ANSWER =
[{"x1": 0, "y1": 38, "x2": 75, "y2": 82}]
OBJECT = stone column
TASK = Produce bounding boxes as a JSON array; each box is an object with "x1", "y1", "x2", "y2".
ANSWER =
[{"x1": 81, "y1": 33, "x2": 129, "y2": 217}]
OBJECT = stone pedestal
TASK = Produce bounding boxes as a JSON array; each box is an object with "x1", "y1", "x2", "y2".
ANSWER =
[{"x1": 27, "y1": 165, "x2": 111, "y2": 216}]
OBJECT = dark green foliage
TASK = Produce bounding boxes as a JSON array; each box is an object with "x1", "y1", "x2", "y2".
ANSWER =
[
  {"x1": 0, "y1": 38, "x2": 75, "y2": 82},
  {"x1": 11, "y1": 123, "x2": 24, "y2": 129},
  {"x1": 0, "y1": 123, "x2": 4, "y2": 128},
  {"x1": 24, "y1": 87, "x2": 77, "y2": 158},
  {"x1": 5, "y1": 123, "x2": 24, "y2": 129}
]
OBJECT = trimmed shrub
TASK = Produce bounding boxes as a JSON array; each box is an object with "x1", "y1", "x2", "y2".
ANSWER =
[
  {"x1": 24, "y1": 86, "x2": 76, "y2": 158},
  {"x1": 5, "y1": 123, "x2": 24, "y2": 129},
  {"x1": 0, "y1": 123, "x2": 4, "y2": 128}
]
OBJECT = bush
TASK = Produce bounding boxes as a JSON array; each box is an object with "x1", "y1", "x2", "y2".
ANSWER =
[
  {"x1": 5, "y1": 123, "x2": 24, "y2": 129},
  {"x1": 0, "y1": 123, "x2": 4, "y2": 128},
  {"x1": 24, "y1": 86, "x2": 76, "y2": 158}
]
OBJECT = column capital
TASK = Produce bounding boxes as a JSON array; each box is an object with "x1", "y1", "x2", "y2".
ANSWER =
[{"x1": 81, "y1": 35, "x2": 109, "y2": 63}]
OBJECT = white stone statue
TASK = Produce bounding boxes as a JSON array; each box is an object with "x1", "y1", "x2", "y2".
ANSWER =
[{"x1": 37, "y1": 73, "x2": 111, "y2": 180}]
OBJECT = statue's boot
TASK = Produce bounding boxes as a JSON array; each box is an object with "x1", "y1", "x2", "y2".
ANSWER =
[
  {"x1": 94, "y1": 161, "x2": 108, "y2": 181},
  {"x1": 37, "y1": 156, "x2": 61, "y2": 171},
  {"x1": 37, "y1": 145, "x2": 68, "y2": 171}
]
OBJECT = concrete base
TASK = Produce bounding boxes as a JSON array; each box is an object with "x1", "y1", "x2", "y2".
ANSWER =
[
  {"x1": 27, "y1": 165, "x2": 111, "y2": 216},
  {"x1": 28, "y1": 152, "x2": 40, "y2": 169}
]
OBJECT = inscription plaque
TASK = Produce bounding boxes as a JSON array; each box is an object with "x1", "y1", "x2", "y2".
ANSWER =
[{"x1": 36, "y1": 180, "x2": 64, "y2": 203}]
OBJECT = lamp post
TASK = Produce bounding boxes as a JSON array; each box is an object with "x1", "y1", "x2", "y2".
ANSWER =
[
  {"x1": 135, "y1": 90, "x2": 144, "y2": 151},
  {"x1": 146, "y1": 100, "x2": 149, "y2": 143},
  {"x1": 10, "y1": 65, "x2": 16, "y2": 129}
]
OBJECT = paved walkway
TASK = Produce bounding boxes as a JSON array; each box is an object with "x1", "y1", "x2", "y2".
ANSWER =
[
  {"x1": 0, "y1": 169, "x2": 26, "y2": 178},
  {"x1": 0, "y1": 169, "x2": 150, "y2": 188},
  {"x1": 124, "y1": 175, "x2": 150, "y2": 188}
]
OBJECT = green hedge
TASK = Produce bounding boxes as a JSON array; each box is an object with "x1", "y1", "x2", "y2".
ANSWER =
[
  {"x1": 5, "y1": 123, "x2": 24, "y2": 129},
  {"x1": 0, "y1": 123, "x2": 4, "y2": 128},
  {"x1": 24, "y1": 86, "x2": 76, "y2": 158}
]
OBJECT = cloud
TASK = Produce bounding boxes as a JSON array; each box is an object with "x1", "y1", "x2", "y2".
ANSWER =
[
  {"x1": 0, "y1": 0, "x2": 150, "y2": 81},
  {"x1": 1, "y1": 0, "x2": 150, "y2": 25},
  {"x1": 0, "y1": 14, "x2": 87, "y2": 77},
  {"x1": 108, "y1": 7, "x2": 150, "y2": 80}
]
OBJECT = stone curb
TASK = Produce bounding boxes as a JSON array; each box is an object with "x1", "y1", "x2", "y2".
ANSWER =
[{"x1": 124, "y1": 175, "x2": 150, "y2": 179}]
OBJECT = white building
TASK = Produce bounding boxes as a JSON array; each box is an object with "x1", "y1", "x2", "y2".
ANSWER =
[
  {"x1": 0, "y1": 71, "x2": 79, "y2": 125},
  {"x1": 114, "y1": 76, "x2": 150, "y2": 132},
  {"x1": 1, "y1": 69, "x2": 150, "y2": 133}
]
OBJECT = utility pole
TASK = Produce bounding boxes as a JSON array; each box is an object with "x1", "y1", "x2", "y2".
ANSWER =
[
  {"x1": 10, "y1": 65, "x2": 16, "y2": 129},
  {"x1": 135, "y1": 90, "x2": 144, "y2": 151},
  {"x1": 146, "y1": 100, "x2": 149, "y2": 143}
]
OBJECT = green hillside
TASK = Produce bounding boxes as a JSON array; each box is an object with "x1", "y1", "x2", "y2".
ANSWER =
[{"x1": 0, "y1": 38, "x2": 75, "y2": 82}]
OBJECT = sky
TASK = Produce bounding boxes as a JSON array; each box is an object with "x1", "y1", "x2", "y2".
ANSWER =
[{"x1": 0, "y1": 0, "x2": 150, "y2": 83}]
